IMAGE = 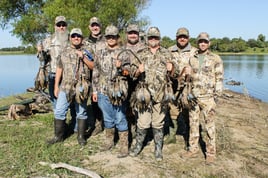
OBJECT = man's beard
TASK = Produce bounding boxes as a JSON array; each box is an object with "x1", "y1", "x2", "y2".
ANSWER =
[
  {"x1": 128, "y1": 38, "x2": 138, "y2": 45},
  {"x1": 55, "y1": 30, "x2": 69, "y2": 45}
]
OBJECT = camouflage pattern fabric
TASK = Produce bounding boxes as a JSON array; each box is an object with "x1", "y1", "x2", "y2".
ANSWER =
[
  {"x1": 169, "y1": 43, "x2": 197, "y2": 78},
  {"x1": 189, "y1": 51, "x2": 224, "y2": 98},
  {"x1": 131, "y1": 46, "x2": 177, "y2": 106},
  {"x1": 188, "y1": 97, "x2": 216, "y2": 156},
  {"x1": 187, "y1": 50, "x2": 224, "y2": 156},
  {"x1": 42, "y1": 33, "x2": 69, "y2": 73},
  {"x1": 57, "y1": 44, "x2": 93, "y2": 102},
  {"x1": 92, "y1": 47, "x2": 130, "y2": 105},
  {"x1": 168, "y1": 43, "x2": 198, "y2": 118},
  {"x1": 83, "y1": 35, "x2": 106, "y2": 53}
]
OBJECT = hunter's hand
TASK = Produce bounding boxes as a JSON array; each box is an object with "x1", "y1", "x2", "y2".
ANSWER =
[
  {"x1": 92, "y1": 93, "x2": 98, "y2": 102},
  {"x1": 76, "y1": 50, "x2": 84, "y2": 59},
  {"x1": 138, "y1": 63, "x2": 144, "y2": 73},
  {"x1": 183, "y1": 66, "x2": 192, "y2": 75},
  {"x1": 166, "y1": 62, "x2": 173, "y2": 71},
  {"x1": 115, "y1": 59, "x2": 121, "y2": 68}
]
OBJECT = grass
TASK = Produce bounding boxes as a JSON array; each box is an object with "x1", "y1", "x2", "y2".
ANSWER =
[
  {"x1": 0, "y1": 91, "x2": 267, "y2": 177},
  {"x1": 0, "y1": 112, "x2": 99, "y2": 177}
]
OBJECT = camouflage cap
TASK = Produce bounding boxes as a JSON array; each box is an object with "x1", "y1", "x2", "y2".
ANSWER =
[
  {"x1": 105, "y1": 25, "x2": 119, "y2": 36},
  {"x1": 147, "y1": 26, "x2": 161, "y2": 37},
  {"x1": 70, "y1": 28, "x2": 83, "y2": 36},
  {"x1": 176, "y1": 27, "x2": 189, "y2": 37},
  {"x1": 127, "y1": 24, "x2": 139, "y2": 33},
  {"x1": 89, "y1": 17, "x2": 101, "y2": 26},
  {"x1": 197, "y1": 32, "x2": 210, "y2": 42},
  {"x1": 55, "y1": 16, "x2": 66, "y2": 25}
]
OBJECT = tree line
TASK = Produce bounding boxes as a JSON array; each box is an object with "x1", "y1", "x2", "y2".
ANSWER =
[
  {"x1": 1, "y1": 34, "x2": 267, "y2": 54},
  {"x1": 161, "y1": 34, "x2": 268, "y2": 53},
  {"x1": 0, "y1": 0, "x2": 267, "y2": 54}
]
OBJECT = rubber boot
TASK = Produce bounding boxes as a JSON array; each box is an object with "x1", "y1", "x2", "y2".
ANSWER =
[
  {"x1": 77, "y1": 119, "x2": 87, "y2": 146},
  {"x1": 117, "y1": 131, "x2": 129, "y2": 158},
  {"x1": 91, "y1": 118, "x2": 103, "y2": 136},
  {"x1": 100, "y1": 128, "x2": 114, "y2": 151},
  {"x1": 164, "y1": 119, "x2": 177, "y2": 144},
  {"x1": 129, "y1": 127, "x2": 147, "y2": 157},
  {"x1": 47, "y1": 119, "x2": 66, "y2": 145},
  {"x1": 153, "y1": 128, "x2": 164, "y2": 161}
]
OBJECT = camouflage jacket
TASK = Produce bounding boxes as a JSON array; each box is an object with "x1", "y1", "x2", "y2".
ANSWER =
[
  {"x1": 131, "y1": 46, "x2": 177, "y2": 103},
  {"x1": 43, "y1": 33, "x2": 69, "y2": 73},
  {"x1": 92, "y1": 47, "x2": 129, "y2": 95},
  {"x1": 189, "y1": 50, "x2": 224, "y2": 98},
  {"x1": 168, "y1": 43, "x2": 197, "y2": 77},
  {"x1": 57, "y1": 44, "x2": 93, "y2": 94},
  {"x1": 83, "y1": 34, "x2": 106, "y2": 53}
]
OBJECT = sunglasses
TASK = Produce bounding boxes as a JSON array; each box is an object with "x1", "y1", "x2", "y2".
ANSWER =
[
  {"x1": 148, "y1": 36, "x2": 160, "y2": 40},
  {"x1": 71, "y1": 34, "x2": 82, "y2": 38},
  {"x1": 105, "y1": 35, "x2": 118, "y2": 40},
  {"x1": 56, "y1": 22, "x2": 67, "y2": 27},
  {"x1": 198, "y1": 39, "x2": 209, "y2": 44},
  {"x1": 177, "y1": 35, "x2": 189, "y2": 39}
]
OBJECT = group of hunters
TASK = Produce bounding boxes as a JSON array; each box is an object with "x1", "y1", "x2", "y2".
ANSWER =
[{"x1": 36, "y1": 15, "x2": 224, "y2": 165}]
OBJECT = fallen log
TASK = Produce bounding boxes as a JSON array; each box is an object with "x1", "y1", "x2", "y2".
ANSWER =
[{"x1": 39, "y1": 161, "x2": 101, "y2": 178}]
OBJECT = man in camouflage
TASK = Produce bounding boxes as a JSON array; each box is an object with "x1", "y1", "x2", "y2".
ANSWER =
[
  {"x1": 38, "y1": 16, "x2": 69, "y2": 109},
  {"x1": 129, "y1": 27, "x2": 177, "y2": 161},
  {"x1": 180, "y1": 32, "x2": 224, "y2": 165},
  {"x1": 166, "y1": 27, "x2": 197, "y2": 147},
  {"x1": 124, "y1": 24, "x2": 146, "y2": 143},
  {"x1": 83, "y1": 17, "x2": 106, "y2": 136},
  {"x1": 92, "y1": 25, "x2": 129, "y2": 158},
  {"x1": 47, "y1": 28, "x2": 94, "y2": 146}
]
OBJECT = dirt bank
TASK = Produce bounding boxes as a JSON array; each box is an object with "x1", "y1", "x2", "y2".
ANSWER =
[{"x1": 84, "y1": 89, "x2": 268, "y2": 178}]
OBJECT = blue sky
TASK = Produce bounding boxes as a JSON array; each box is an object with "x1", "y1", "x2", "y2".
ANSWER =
[{"x1": 1, "y1": 0, "x2": 267, "y2": 48}]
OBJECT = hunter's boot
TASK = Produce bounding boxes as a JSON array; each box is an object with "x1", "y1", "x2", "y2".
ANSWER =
[
  {"x1": 153, "y1": 128, "x2": 164, "y2": 161},
  {"x1": 47, "y1": 119, "x2": 66, "y2": 145},
  {"x1": 129, "y1": 127, "x2": 147, "y2": 157},
  {"x1": 117, "y1": 131, "x2": 129, "y2": 158},
  {"x1": 91, "y1": 118, "x2": 103, "y2": 136},
  {"x1": 77, "y1": 119, "x2": 87, "y2": 146},
  {"x1": 100, "y1": 128, "x2": 115, "y2": 151},
  {"x1": 164, "y1": 119, "x2": 177, "y2": 144}
]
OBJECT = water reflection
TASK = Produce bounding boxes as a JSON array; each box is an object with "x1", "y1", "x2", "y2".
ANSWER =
[
  {"x1": 0, "y1": 54, "x2": 267, "y2": 103},
  {"x1": 222, "y1": 55, "x2": 268, "y2": 103}
]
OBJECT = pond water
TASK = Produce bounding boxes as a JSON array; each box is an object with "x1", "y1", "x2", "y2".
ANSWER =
[
  {"x1": 0, "y1": 54, "x2": 267, "y2": 103},
  {"x1": 222, "y1": 55, "x2": 268, "y2": 103}
]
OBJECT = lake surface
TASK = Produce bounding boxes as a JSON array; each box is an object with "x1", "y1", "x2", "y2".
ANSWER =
[
  {"x1": 222, "y1": 55, "x2": 268, "y2": 103},
  {"x1": 0, "y1": 54, "x2": 267, "y2": 103}
]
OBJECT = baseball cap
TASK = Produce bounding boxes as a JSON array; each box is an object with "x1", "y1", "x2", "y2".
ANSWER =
[
  {"x1": 147, "y1": 27, "x2": 161, "y2": 37},
  {"x1": 127, "y1": 24, "x2": 139, "y2": 33},
  {"x1": 55, "y1": 16, "x2": 66, "y2": 25},
  {"x1": 105, "y1": 25, "x2": 119, "y2": 36},
  {"x1": 89, "y1": 17, "x2": 101, "y2": 26},
  {"x1": 70, "y1": 28, "x2": 83, "y2": 36},
  {"x1": 176, "y1": 27, "x2": 189, "y2": 37},
  {"x1": 197, "y1": 32, "x2": 210, "y2": 42}
]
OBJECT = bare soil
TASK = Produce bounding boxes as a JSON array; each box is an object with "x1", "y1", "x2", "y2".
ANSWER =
[{"x1": 82, "y1": 89, "x2": 268, "y2": 178}]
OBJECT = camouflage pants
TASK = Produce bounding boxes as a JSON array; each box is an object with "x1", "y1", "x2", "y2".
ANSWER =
[
  {"x1": 188, "y1": 97, "x2": 216, "y2": 156},
  {"x1": 169, "y1": 87, "x2": 190, "y2": 120},
  {"x1": 137, "y1": 103, "x2": 165, "y2": 129}
]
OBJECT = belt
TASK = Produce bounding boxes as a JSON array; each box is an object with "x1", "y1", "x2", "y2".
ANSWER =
[{"x1": 49, "y1": 72, "x2": 56, "y2": 77}]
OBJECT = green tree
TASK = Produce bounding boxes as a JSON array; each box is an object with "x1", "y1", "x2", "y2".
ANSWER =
[
  {"x1": 0, "y1": 0, "x2": 151, "y2": 46},
  {"x1": 161, "y1": 36, "x2": 175, "y2": 48},
  {"x1": 257, "y1": 34, "x2": 266, "y2": 48}
]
